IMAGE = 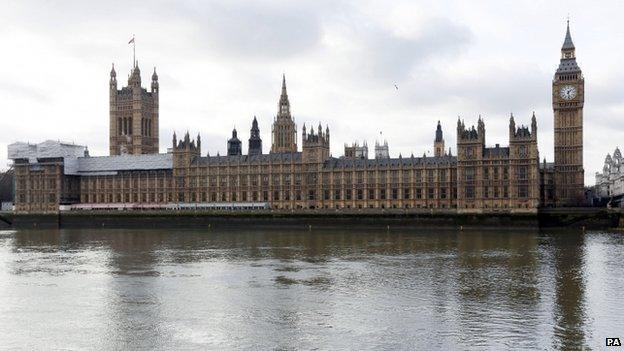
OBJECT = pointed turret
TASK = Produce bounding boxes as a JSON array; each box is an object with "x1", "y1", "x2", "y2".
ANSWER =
[
  {"x1": 271, "y1": 74, "x2": 297, "y2": 153},
  {"x1": 531, "y1": 111, "x2": 537, "y2": 135},
  {"x1": 434, "y1": 121, "x2": 445, "y2": 157},
  {"x1": 278, "y1": 74, "x2": 291, "y2": 118},
  {"x1": 562, "y1": 20, "x2": 575, "y2": 51},
  {"x1": 435, "y1": 121, "x2": 443, "y2": 142},
  {"x1": 509, "y1": 113, "x2": 516, "y2": 136},
  {"x1": 248, "y1": 115, "x2": 263, "y2": 155},
  {"x1": 128, "y1": 62, "x2": 141, "y2": 87},
  {"x1": 557, "y1": 20, "x2": 580, "y2": 72},
  {"x1": 110, "y1": 63, "x2": 117, "y2": 90},
  {"x1": 227, "y1": 128, "x2": 242, "y2": 156},
  {"x1": 172, "y1": 132, "x2": 177, "y2": 148},
  {"x1": 151, "y1": 67, "x2": 159, "y2": 93}
]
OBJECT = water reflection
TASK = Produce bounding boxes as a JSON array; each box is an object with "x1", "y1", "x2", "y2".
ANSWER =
[
  {"x1": 0, "y1": 228, "x2": 619, "y2": 350},
  {"x1": 548, "y1": 231, "x2": 588, "y2": 350}
]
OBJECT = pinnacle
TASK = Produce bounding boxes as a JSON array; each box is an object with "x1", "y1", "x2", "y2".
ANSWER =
[{"x1": 562, "y1": 20, "x2": 575, "y2": 50}]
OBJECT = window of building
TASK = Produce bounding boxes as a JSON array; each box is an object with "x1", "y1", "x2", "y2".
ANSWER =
[
  {"x1": 518, "y1": 166, "x2": 528, "y2": 180},
  {"x1": 427, "y1": 170, "x2": 434, "y2": 183},
  {"x1": 404, "y1": 188, "x2": 410, "y2": 200},
  {"x1": 466, "y1": 186, "x2": 475, "y2": 199},
  {"x1": 518, "y1": 185, "x2": 528, "y2": 198},
  {"x1": 465, "y1": 168, "x2": 475, "y2": 182}
]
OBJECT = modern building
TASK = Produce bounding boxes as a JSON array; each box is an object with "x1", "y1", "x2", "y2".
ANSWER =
[{"x1": 7, "y1": 24, "x2": 586, "y2": 213}]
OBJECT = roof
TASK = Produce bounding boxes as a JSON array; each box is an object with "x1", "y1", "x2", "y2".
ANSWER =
[
  {"x1": 324, "y1": 155, "x2": 457, "y2": 169},
  {"x1": 540, "y1": 162, "x2": 555, "y2": 171},
  {"x1": 74, "y1": 153, "x2": 172, "y2": 175},
  {"x1": 557, "y1": 58, "x2": 581, "y2": 73},
  {"x1": 195, "y1": 152, "x2": 302, "y2": 165},
  {"x1": 483, "y1": 146, "x2": 510, "y2": 158},
  {"x1": 562, "y1": 22, "x2": 575, "y2": 50}
]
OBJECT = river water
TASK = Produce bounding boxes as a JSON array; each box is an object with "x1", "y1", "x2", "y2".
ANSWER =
[{"x1": 0, "y1": 228, "x2": 622, "y2": 350}]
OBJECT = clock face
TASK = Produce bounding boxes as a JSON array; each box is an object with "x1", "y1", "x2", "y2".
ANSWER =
[{"x1": 560, "y1": 85, "x2": 577, "y2": 100}]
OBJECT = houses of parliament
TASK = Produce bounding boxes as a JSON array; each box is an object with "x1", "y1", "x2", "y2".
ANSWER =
[{"x1": 8, "y1": 23, "x2": 586, "y2": 213}]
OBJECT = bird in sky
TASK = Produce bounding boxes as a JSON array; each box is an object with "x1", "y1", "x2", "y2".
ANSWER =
[{"x1": 394, "y1": 84, "x2": 399, "y2": 90}]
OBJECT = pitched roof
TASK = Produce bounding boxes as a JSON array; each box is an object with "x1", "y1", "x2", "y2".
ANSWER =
[
  {"x1": 562, "y1": 22, "x2": 575, "y2": 50},
  {"x1": 74, "y1": 153, "x2": 172, "y2": 174}
]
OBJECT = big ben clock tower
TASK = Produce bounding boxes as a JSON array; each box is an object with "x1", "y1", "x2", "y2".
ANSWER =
[{"x1": 553, "y1": 21, "x2": 585, "y2": 206}]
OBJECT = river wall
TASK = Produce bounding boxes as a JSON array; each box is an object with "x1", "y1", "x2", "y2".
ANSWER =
[{"x1": 1, "y1": 208, "x2": 621, "y2": 230}]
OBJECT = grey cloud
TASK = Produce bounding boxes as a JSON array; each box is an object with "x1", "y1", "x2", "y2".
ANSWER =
[
  {"x1": 0, "y1": 81, "x2": 48, "y2": 102},
  {"x1": 193, "y1": 2, "x2": 323, "y2": 60},
  {"x1": 324, "y1": 16, "x2": 472, "y2": 86}
]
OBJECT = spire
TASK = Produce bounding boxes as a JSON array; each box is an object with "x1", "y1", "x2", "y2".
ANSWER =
[
  {"x1": 435, "y1": 120, "x2": 443, "y2": 142},
  {"x1": 562, "y1": 19, "x2": 575, "y2": 50},
  {"x1": 152, "y1": 67, "x2": 158, "y2": 81},
  {"x1": 277, "y1": 74, "x2": 291, "y2": 118},
  {"x1": 110, "y1": 63, "x2": 117, "y2": 89},
  {"x1": 509, "y1": 113, "x2": 516, "y2": 135}
]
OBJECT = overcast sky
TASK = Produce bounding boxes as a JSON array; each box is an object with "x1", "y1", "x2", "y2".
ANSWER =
[{"x1": 1, "y1": 1, "x2": 623, "y2": 184}]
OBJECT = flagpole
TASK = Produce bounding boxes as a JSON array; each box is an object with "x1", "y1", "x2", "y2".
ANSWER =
[{"x1": 132, "y1": 34, "x2": 136, "y2": 67}]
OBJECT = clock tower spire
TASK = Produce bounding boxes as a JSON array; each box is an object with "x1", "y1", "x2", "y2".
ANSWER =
[{"x1": 552, "y1": 20, "x2": 585, "y2": 206}]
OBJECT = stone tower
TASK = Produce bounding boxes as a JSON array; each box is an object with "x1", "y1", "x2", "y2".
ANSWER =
[
  {"x1": 227, "y1": 128, "x2": 242, "y2": 156},
  {"x1": 456, "y1": 117, "x2": 485, "y2": 210},
  {"x1": 434, "y1": 121, "x2": 445, "y2": 157},
  {"x1": 552, "y1": 21, "x2": 585, "y2": 205},
  {"x1": 302, "y1": 123, "x2": 330, "y2": 164},
  {"x1": 109, "y1": 62, "x2": 159, "y2": 155},
  {"x1": 248, "y1": 116, "x2": 263, "y2": 156},
  {"x1": 270, "y1": 75, "x2": 297, "y2": 153},
  {"x1": 509, "y1": 113, "x2": 540, "y2": 209}
]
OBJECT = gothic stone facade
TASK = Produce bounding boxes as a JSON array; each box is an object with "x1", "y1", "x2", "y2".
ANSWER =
[
  {"x1": 552, "y1": 22, "x2": 585, "y2": 205},
  {"x1": 8, "y1": 24, "x2": 585, "y2": 213},
  {"x1": 109, "y1": 63, "x2": 160, "y2": 156}
]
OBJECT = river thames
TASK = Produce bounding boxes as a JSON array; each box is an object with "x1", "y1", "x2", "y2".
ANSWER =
[{"x1": 0, "y1": 228, "x2": 622, "y2": 350}]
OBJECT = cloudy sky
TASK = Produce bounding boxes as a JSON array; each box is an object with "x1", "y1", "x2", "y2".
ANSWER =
[{"x1": 1, "y1": 0, "x2": 623, "y2": 184}]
